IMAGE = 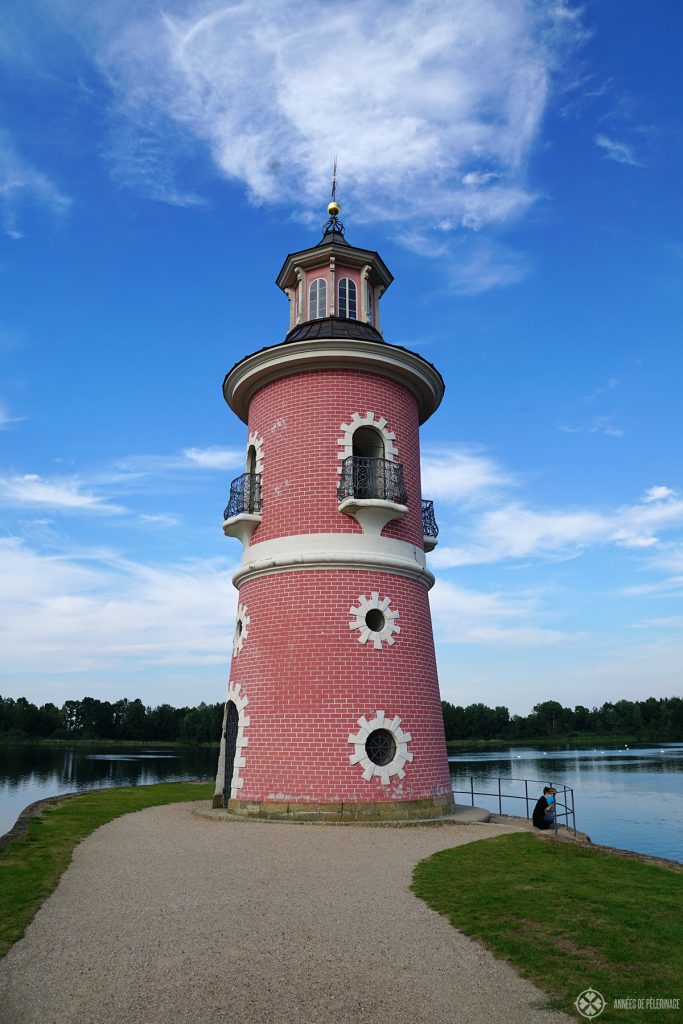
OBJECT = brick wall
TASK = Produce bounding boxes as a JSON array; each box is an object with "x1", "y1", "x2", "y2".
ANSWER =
[
  {"x1": 227, "y1": 568, "x2": 452, "y2": 803},
  {"x1": 246, "y1": 367, "x2": 424, "y2": 546}
]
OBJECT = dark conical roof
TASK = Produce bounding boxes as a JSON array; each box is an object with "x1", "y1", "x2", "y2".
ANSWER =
[{"x1": 284, "y1": 316, "x2": 385, "y2": 344}]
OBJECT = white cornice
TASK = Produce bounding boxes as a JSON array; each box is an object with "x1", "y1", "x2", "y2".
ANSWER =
[
  {"x1": 224, "y1": 338, "x2": 444, "y2": 425},
  {"x1": 231, "y1": 533, "x2": 434, "y2": 589}
]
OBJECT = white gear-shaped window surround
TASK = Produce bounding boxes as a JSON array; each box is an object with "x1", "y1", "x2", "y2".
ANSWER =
[
  {"x1": 348, "y1": 710, "x2": 413, "y2": 785},
  {"x1": 349, "y1": 592, "x2": 400, "y2": 649},
  {"x1": 233, "y1": 602, "x2": 250, "y2": 657}
]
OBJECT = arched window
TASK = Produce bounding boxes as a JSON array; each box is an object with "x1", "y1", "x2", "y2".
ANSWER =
[
  {"x1": 366, "y1": 283, "x2": 373, "y2": 325},
  {"x1": 246, "y1": 445, "x2": 257, "y2": 475},
  {"x1": 308, "y1": 278, "x2": 327, "y2": 319},
  {"x1": 338, "y1": 278, "x2": 357, "y2": 320},
  {"x1": 352, "y1": 426, "x2": 385, "y2": 459}
]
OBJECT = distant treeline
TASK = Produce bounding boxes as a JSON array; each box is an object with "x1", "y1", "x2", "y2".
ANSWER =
[
  {"x1": 441, "y1": 697, "x2": 683, "y2": 741},
  {"x1": 0, "y1": 696, "x2": 223, "y2": 744},
  {"x1": 0, "y1": 694, "x2": 681, "y2": 745}
]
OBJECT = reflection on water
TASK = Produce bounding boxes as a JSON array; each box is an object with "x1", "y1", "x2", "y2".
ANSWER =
[
  {"x1": 0, "y1": 745, "x2": 217, "y2": 836},
  {"x1": 449, "y1": 743, "x2": 683, "y2": 862}
]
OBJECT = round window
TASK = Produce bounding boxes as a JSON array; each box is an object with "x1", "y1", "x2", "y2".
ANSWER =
[
  {"x1": 365, "y1": 608, "x2": 385, "y2": 633},
  {"x1": 364, "y1": 728, "x2": 396, "y2": 766}
]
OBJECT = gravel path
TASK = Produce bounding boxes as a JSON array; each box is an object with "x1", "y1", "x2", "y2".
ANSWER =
[{"x1": 0, "y1": 802, "x2": 571, "y2": 1024}]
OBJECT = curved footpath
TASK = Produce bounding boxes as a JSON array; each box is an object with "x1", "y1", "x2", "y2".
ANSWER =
[{"x1": 0, "y1": 802, "x2": 571, "y2": 1024}]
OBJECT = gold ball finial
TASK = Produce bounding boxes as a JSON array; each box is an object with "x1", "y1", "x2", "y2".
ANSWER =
[{"x1": 328, "y1": 200, "x2": 341, "y2": 217}]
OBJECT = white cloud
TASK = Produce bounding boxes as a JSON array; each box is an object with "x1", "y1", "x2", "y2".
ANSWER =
[
  {"x1": 594, "y1": 133, "x2": 640, "y2": 166},
  {"x1": 182, "y1": 446, "x2": 244, "y2": 470},
  {"x1": 138, "y1": 513, "x2": 180, "y2": 527},
  {"x1": 447, "y1": 238, "x2": 531, "y2": 293},
  {"x1": 643, "y1": 485, "x2": 676, "y2": 503},
  {"x1": 584, "y1": 377, "x2": 619, "y2": 401},
  {"x1": 0, "y1": 538, "x2": 235, "y2": 674},
  {"x1": 112, "y1": 446, "x2": 244, "y2": 477},
  {"x1": 0, "y1": 473, "x2": 125, "y2": 514},
  {"x1": 421, "y1": 446, "x2": 514, "y2": 503},
  {"x1": 82, "y1": 0, "x2": 582, "y2": 241},
  {"x1": 433, "y1": 488, "x2": 683, "y2": 567},
  {"x1": 0, "y1": 128, "x2": 71, "y2": 238},
  {"x1": 0, "y1": 400, "x2": 24, "y2": 429},
  {"x1": 558, "y1": 415, "x2": 623, "y2": 437},
  {"x1": 430, "y1": 578, "x2": 568, "y2": 646}
]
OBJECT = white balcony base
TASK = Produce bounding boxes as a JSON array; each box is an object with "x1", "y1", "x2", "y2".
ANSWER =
[
  {"x1": 423, "y1": 535, "x2": 438, "y2": 552},
  {"x1": 223, "y1": 512, "x2": 262, "y2": 549},
  {"x1": 338, "y1": 497, "x2": 408, "y2": 537}
]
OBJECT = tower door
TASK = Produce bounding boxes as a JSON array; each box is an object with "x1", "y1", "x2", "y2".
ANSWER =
[{"x1": 222, "y1": 701, "x2": 239, "y2": 807}]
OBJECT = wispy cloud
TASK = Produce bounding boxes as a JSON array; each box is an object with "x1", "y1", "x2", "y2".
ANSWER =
[
  {"x1": 182, "y1": 446, "x2": 244, "y2": 470},
  {"x1": 0, "y1": 128, "x2": 71, "y2": 238},
  {"x1": 0, "y1": 400, "x2": 24, "y2": 429},
  {"x1": 584, "y1": 377, "x2": 620, "y2": 401},
  {"x1": 76, "y1": 1, "x2": 583, "y2": 249},
  {"x1": 112, "y1": 446, "x2": 244, "y2": 477},
  {"x1": 421, "y1": 446, "x2": 514, "y2": 503},
  {"x1": 446, "y1": 238, "x2": 531, "y2": 294},
  {"x1": 594, "y1": 133, "x2": 640, "y2": 166},
  {"x1": 643, "y1": 486, "x2": 675, "y2": 503},
  {"x1": 0, "y1": 473, "x2": 125, "y2": 514},
  {"x1": 558, "y1": 415, "x2": 624, "y2": 437},
  {"x1": 0, "y1": 538, "x2": 235, "y2": 673},
  {"x1": 433, "y1": 485, "x2": 683, "y2": 567},
  {"x1": 431, "y1": 578, "x2": 569, "y2": 646}
]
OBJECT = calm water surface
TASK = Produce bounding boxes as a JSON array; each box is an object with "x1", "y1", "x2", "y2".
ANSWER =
[
  {"x1": 0, "y1": 744, "x2": 217, "y2": 838},
  {"x1": 1, "y1": 743, "x2": 681, "y2": 862},
  {"x1": 449, "y1": 743, "x2": 683, "y2": 862}
]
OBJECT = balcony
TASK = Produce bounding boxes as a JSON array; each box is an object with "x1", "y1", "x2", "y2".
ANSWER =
[
  {"x1": 421, "y1": 499, "x2": 439, "y2": 552},
  {"x1": 223, "y1": 472, "x2": 262, "y2": 547},
  {"x1": 337, "y1": 456, "x2": 408, "y2": 536}
]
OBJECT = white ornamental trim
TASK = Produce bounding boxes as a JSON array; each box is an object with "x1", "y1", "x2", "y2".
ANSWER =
[
  {"x1": 349, "y1": 592, "x2": 400, "y2": 650},
  {"x1": 233, "y1": 602, "x2": 250, "y2": 657},
  {"x1": 348, "y1": 710, "x2": 413, "y2": 785},
  {"x1": 247, "y1": 431, "x2": 264, "y2": 475},
  {"x1": 221, "y1": 682, "x2": 250, "y2": 798},
  {"x1": 337, "y1": 411, "x2": 398, "y2": 473}
]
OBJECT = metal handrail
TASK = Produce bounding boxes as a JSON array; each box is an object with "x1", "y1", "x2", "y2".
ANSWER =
[
  {"x1": 421, "y1": 499, "x2": 439, "y2": 538},
  {"x1": 337, "y1": 456, "x2": 408, "y2": 504},
  {"x1": 224, "y1": 472, "x2": 262, "y2": 519},
  {"x1": 450, "y1": 774, "x2": 576, "y2": 836}
]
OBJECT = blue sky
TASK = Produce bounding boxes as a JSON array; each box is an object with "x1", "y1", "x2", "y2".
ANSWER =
[{"x1": 1, "y1": 0, "x2": 682, "y2": 715}]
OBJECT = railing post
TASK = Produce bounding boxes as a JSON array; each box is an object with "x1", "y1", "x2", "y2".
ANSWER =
[
  {"x1": 498, "y1": 777, "x2": 502, "y2": 815},
  {"x1": 525, "y1": 779, "x2": 529, "y2": 819},
  {"x1": 470, "y1": 776, "x2": 474, "y2": 807}
]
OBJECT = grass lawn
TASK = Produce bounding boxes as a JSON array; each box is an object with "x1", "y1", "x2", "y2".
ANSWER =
[
  {"x1": 0, "y1": 781, "x2": 213, "y2": 959},
  {"x1": 412, "y1": 832, "x2": 682, "y2": 1024}
]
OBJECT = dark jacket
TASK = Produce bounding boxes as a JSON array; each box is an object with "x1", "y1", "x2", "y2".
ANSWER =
[{"x1": 532, "y1": 794, "x2": 553, "y2": 829}]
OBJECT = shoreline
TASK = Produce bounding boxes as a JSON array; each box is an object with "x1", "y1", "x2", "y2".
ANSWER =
[
  {"x1": 2, "y1": 735, "x2": 681, "y2": 751},
  {"x1": 3, "y1": 784, "x2": 681, "y2": 871}
]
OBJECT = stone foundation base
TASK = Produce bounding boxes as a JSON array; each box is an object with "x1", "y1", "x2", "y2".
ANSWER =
[{"x1": 210, "y1": 793, "x2": 455, "y2": 822}]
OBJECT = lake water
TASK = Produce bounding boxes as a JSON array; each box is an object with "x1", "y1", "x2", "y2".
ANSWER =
[
  {"x1": 0, "y1": 742, "x2": 681, "y2": 863},
  {"x1": 0, "y1": 744, "x2": 217, "y2": 839},
  {"x1": 449, "y1": 743, "x2": 683, "y2": 862}
]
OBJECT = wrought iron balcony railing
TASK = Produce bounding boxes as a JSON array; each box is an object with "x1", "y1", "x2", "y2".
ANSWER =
[
  {"x1": 224, "y1": 472, "x2": 262, "y2": 520},
  {"x1": 337, "y1": 456, "x2": 408, "y2": 505},
  {"x1": 421, "y1": 499, "x2": 439, "y2": 539}
]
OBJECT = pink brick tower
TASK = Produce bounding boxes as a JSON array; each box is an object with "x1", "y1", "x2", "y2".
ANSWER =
[{"x1": 213, "y1": 195, "x2": 454, "y2": 821}]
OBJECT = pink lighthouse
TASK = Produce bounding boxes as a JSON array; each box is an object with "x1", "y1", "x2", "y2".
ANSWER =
[{"x1": 213, "y1": 196, "x2": 455, "y2": 821}]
